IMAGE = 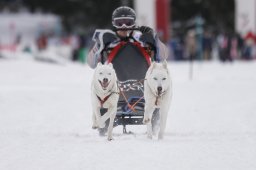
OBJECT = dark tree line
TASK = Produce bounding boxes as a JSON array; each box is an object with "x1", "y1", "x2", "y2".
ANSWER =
[
  {"x1": 22, "y1": 0, "x2": 129, "y2": 32},
  {"x1": 1, "y1": 0, "x2": 235, "y2": 33},
  {"x1": 1, "y1": 0, "x2": 132, "y2": 33},
  {"x1": 172, "y1": 0, "x2": 235, "y2": 32}
]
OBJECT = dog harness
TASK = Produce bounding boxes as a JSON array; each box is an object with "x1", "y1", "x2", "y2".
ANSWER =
[
  {"x1": 96, "y1": 90, "x2": 119, "y2": 108},
  {"x1": 97, "y1": 93, "x2": 113, "y2": 108}
]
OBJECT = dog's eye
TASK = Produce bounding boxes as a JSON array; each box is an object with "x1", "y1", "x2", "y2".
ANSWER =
[
  {"x1": 99, "y1": 72, "x2": 103, "y2": 75},
  {"x1": 162, "y1": 78, "x2": 166, "y2": 80},
  {"x1": 108, "y1": 73, "x2": 111, "y2": 75},
  {"x1": 153, "y1": 77, "x2": 157, "y2": 80}
]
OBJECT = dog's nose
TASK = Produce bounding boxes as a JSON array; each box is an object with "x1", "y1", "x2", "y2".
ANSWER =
[
  {"x1": 157, "y1": 86, "x2": 162, "y2": 92},
  {"x1": 103, "y1": 78, "x2": 108, "y2": 83}
]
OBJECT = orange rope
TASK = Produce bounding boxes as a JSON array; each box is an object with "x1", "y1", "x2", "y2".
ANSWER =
[
  {"x1": 118, "y1": 87, "x2": 136, "y2": 112},
  {"x1": 130, "y1": 96, "x2": 144, "y2": 111},
  {"x1": 117, "y1": 78, "x2": 147, "y2": 112}
]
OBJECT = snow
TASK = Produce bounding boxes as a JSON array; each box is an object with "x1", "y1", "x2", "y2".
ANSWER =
[{"x1": 0, "y1": 59, "x2": 256, "y2": 170}]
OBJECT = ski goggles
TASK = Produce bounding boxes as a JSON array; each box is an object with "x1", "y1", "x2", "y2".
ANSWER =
[{"x1": 112, "y1": 17, "x2": 135, "y2": 28}]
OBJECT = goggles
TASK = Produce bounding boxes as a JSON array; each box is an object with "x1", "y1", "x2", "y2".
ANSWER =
[{"x1": 112, "y1": 17, "x2": 135, "y2": 28}]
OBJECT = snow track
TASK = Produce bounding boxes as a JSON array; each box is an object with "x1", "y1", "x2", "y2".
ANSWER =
[{"x1": 0, "y1": 60, "x2": 256, "y2": 170}]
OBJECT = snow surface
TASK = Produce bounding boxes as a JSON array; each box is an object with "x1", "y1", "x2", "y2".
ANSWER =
[{"x1": 0, "y1": 59, "x2": 256, "y2": 170}]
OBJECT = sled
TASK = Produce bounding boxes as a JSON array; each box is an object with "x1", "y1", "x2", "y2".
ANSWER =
[
  {"x1": 94, "y1": 30, "x2": 156, "y2": 134},
  {"x1": 111, "y1": 41, "x2": 151, "y2": 133}
]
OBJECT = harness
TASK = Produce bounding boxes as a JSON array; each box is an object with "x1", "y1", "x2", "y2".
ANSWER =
[
  {"x1": 96, "y1": 93, "x2": 113, "y2": 108},
  {"x1": 96, "y1": 89, "x2": 119, "y2": 108}
]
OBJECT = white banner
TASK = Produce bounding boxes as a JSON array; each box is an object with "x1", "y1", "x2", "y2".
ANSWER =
[
  {"x1": 235, "y1": 0, "x2": 256, "y2": 36},
  {"x1": 134, "y1": 0, "x2": 156, "y2": 30}
]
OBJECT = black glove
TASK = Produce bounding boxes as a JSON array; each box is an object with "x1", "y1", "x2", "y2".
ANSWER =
[
  {"x1": 139, "y1": 26, "x2": 155, "y2": 46},
  {"x1": 140, "y1": 33, "x2": 156, "y2": 54},
  {"x1": 139, "y1": 26, "x2": 154, "y2": 34},
  {"x1": 140, "y1": 32, "x2": 155, "y2": 48}
]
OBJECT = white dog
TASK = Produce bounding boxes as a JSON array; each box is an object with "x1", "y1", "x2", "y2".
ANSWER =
[
  {"x1": 91, "y1": 62, "x2": 119, "y2": 141},
  {"x1": 143, "y1": 61, "x2": 172, "y2": 139}
]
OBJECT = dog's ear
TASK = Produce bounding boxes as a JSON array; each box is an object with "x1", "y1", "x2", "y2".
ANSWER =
[
  {"x1": 148, "y1": 61, "x2": 156, "y2": 74},
  {"x1": 151, "y1": 61, "x2": 156, "y2": 68},
  {"x1": 97, "y1": 62, "x2": 102, "y2": 67},
  {"x1": 162, "y1": 60, "x2": 169, "y2": 74},
  {"x1": 108, "y1": 62, "x2": 113, "y2": 68},
  {"x1": 162, "y1": 60, "x2": 168, "y2": 69}
]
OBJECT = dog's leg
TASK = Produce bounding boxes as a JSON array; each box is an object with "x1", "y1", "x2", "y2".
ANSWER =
[
  {"x1": 158, "y1": 106, "x2": 168, "y2": 139},
  {"x1": 146, "y1": 123, "x2": 153, "y2": 139},
  {"x1": 95, "y1": 108, "x2": 104, "y2": 128},
  {"x1": 144, "y1": 106, "x2": 155, "y2": 139},
  {"x1": 92, "y1": 111, "x2": 98, "y2": 129},
  {"x1": 92, "y1": 105, "x2": 101, "y2": 129},
  {"x1": 99, "y1": 110, "x2": 111, "y2": 128},
  {"x1": 152, "y1": 109, "x2": 161, "y2": 137},
  {"x1": 143, "y1": 106, "x2": 155, "y2": 124},
  {"x1": 107, "y1": 107, "x2": 117, "y2": 141}
]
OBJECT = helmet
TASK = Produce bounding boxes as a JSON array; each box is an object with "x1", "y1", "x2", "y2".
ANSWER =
[{"x1": 112, "y1": 6, "x2": 136, "y2": 29}]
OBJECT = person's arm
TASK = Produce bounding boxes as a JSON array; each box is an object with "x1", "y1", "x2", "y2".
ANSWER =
[
  {"x1": 139, "y1": 26, "x2": 169, "y2": 61},
  {"x1": 87, "y1": 29, "x2": 117, "y2": 68},
  {"x1": 87, "y1": 43, "x2": 101, "y2": 69},
  {"x1": 156, "y1": 38, "x2": 169, "y2": 61}
]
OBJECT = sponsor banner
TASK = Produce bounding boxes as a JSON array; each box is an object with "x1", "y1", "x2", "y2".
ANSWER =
[{"x1": 235, "y1": 0, "x2": 256, "y2": 36}]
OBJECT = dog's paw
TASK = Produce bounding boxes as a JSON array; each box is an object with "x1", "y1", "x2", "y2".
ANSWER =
[
  {"x1": 99, "y1": 122, "x2": 106, "y2": 129},
  {"x1": 158, "y1": 133, "x2": 164, "y2": 140},
  {"x1": 107, "y1": 137, "x2": 114, "y2": 141},
  {"x1": 143, "y1": 117, "x2": 151, "y2": 124},
  {"x1": 147, "y1": 134, "x2": 153, "y2": 139},
  {"x1": 92, "y1": 122, "x2": 99, "y2": 129}
]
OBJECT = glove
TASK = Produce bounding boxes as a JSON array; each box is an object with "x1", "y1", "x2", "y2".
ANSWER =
[
  {"x1": 139, "y1": 26, "x2": 154, "y2": 34},
  {"x1": 140, "y1": 32, "x2": 155, "y2": 49},
  {"x1": 139, "y1": 26, "x2": 155, "y2": 46}
]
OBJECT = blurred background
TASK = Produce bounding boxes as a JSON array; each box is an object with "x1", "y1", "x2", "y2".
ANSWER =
[{"x1": 0, "y1": 0, "x2": 256, "y2": 63}]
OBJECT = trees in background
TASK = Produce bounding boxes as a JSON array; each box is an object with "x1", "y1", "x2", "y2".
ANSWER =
[
  {"x1": 172, "y1": 0, "x2": 235, "y2": 32},
  {"x1": 1, "y1": 0, "x2": 234, "y2": 33}
]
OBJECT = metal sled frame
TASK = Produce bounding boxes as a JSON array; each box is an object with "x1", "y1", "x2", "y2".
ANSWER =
[{"x1": 114, "y1": 89, "x2": 145, "y2": 133}]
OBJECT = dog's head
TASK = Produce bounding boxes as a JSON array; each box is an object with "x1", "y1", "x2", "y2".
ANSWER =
[
  {"x1": 146, "y1": 60, "x2": 170, "y2": 96},
  {"x1": 93, "y1": 62, "x2": 117, "y2": 91}
]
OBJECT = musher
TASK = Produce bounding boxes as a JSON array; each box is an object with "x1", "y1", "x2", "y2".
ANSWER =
[{"x1": 87, "y1": 6, "x2": 169, "y2": 68}]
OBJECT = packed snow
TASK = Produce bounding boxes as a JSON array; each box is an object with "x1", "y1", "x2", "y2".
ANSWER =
[{"x1": 0, "y1": 58, "x2": 256, "y2": 170}]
